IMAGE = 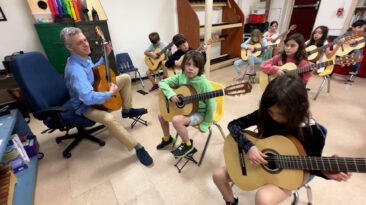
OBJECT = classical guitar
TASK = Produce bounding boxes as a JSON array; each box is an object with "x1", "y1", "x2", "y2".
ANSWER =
[
  {"x1": 145, "y1": 42, "x2": 174, "y2": 71},
  {"x1": 224, "y1": 131, "x2": 366, "y2": 191},
  {"x1": 335, "y1": 34, "x2": 366, "y2": 56},
  {"x1": 92, "y1": 26, "x2": 122, "y2": 110},
  {"x1": 259, "y1": 53, "x2": 363, "y2": 91},
  {"x1": 159, "y1": 82, "x2": 252, "y2": 122},
  {"x1": 241, "y1": 43, "x2": 278, "y2": 61},
  {"x1": 267, "y1": 25, "x2": 297, "y2": 46},
  {"x1": 306, "y1": 31, "x2": 364, "y2": 62},
  {"x1": 167, "y1": 35, "x2": 219, "y2": 77}
]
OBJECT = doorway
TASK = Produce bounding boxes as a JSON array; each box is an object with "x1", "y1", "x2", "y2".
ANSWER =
[{"x1": 288, "y1": 0, "x2": 321, "y2": 40}]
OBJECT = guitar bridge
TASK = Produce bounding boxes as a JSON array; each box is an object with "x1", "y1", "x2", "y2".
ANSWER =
[
  {"x1": 165, "y1": 96, "x2": 170, "y2": 113},
  {"x1": 238, "y1": 145, "x2": 247, "y2": 176}
]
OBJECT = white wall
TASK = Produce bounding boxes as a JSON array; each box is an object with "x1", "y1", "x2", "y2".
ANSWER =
[
  {"x1": 313, "y1": 0, "x2": 355, "y2": 36},
  {"x1": 0, "y1": 0, "x2": 45, "y2": 70},
  {"x1": 101, "y1": 0, "x2": 177, "y2": 75}
]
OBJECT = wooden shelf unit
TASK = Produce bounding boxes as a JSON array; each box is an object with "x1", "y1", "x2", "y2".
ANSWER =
[{"x1": 177, "y1": 0, "x2": 244, "y2": 70}]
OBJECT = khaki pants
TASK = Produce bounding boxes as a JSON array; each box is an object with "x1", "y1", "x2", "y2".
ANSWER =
[{"x1": 83, "y1": 74, "x2": 137, "y2": 151}]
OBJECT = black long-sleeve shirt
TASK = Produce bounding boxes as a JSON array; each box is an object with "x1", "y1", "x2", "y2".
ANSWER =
[
  {"x1": 227, "y1": 110, "x2": 328, "y2": 179},
  {"x1": 164, "y1": 47, "x2": 206, "y2": 68}
]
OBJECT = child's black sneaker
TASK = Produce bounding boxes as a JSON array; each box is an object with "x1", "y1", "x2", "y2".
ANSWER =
[
  {"x1": 171, "y1": 139, "x2": 194, "y2": 158},
  {"x1": 156, "y1": 136, "x2": 176, "y2": 150}
]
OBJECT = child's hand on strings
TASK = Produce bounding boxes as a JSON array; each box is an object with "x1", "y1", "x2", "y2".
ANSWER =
[
  {"x1": 322, "y1": 154, "x2": 353, "y2": 182},
  {"x1": 275, "y1": 67, "x2": 285, "y2": 75},
  {"x1": 249, "y1": 47, "x2": 255, "y2": 52},
  {"x1": 170, "y1": 95, "x2": 181, "y2": 103},
  {"x1": 247, "y1": 146, "x2": 268, "y2": 165}
]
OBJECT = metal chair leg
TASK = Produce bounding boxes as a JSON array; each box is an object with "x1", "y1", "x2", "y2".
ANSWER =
[
  {"x1": 291, "y1": 189, "x2": 299, "y2": 205},
  {"x1": 136, "y1": 71, "x2": 144, "y2": 88},
  {"x1": 213, "y1": 121, "x2": 226, "y2": 140},
  {"x1": 304, "y1": 183, "x2": 313, "y2": 205},
  {"x1": 314, "y1": 76, "x2": 327, "y2": 100},
  {"x1": 198, "y1": 126, "x2": 212, "y2": 166}
]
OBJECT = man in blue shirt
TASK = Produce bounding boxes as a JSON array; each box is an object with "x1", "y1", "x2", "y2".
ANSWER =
[{"x1": 60, "y1": 27, "x2": 152, "y2": 166}]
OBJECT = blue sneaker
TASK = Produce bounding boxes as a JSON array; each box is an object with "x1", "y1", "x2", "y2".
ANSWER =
[
  {"x1": 122, "y1": 108, "x2": 148, "y2": 118},
  {"x1": 171, "y1": 139, "x2": 194, "y2": 158},
  {"x1": 136, "y1": 147, "x2": 153, "y2": 166}
]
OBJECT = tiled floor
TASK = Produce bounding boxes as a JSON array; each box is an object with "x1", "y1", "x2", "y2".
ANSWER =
[{"x1": 31, "y1": 65, "x2": 366, "y2": 205}]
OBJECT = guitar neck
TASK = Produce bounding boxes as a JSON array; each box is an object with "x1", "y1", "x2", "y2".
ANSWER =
[
  {"x1": 270, "y1": 155, "x2": 366, "y2": 173},
  {"x1": 288, "y1": 60, "x2": 334, "y2": 75},
  {"x1": 197, "y1": 43, "x2": 205, "y2": 52},
  {"x1": 308, "y1": 41, "x2": 337, "y2": 55},
  {"x1": 183, "y1": 89, "x2": 224, "y2": 104},
  {"x1": 273, "y1": 30, "x2": 291, "y2": 41},
  {"x1": 157, "y1": 43, "x2": 173, "y2": 56},
  {"x1": 102, "y1": 39, "x2": 111, "y2": 83}
]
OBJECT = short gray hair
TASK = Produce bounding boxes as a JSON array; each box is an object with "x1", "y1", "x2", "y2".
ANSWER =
[{"x1": 60, "y1": 27, "x2": 83, "y2": 45}]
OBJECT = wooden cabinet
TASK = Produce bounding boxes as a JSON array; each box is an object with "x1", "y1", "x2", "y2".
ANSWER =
[{"x1": 177, "y1": 0, "x2": 245, "y2": 70}]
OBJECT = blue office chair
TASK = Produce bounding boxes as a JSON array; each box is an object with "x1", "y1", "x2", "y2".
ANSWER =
[
  {"x1": 11, "y1": 52, "x2": 105, "y2": 158},
  {"x1": 116, "y1": 53, "x2": 144, "y2": 88}
]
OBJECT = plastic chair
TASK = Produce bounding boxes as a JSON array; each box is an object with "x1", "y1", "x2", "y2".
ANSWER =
[
  {"x1": 314, "y1": 65, "x2": 333, "y2": 101},
  {"x1": 174, "y1": 81, "x2": 226, "y2": 173},
  {"x1": 116, "y1": 53, "x2": 144, "y2": 88}
]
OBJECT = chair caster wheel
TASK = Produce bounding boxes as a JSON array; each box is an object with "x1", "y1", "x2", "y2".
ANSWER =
[
  {"x1": 100, "y1": 141, "x2": 106, "y2": 146},
  {"x1": 37, "y1": 152, "x2": 45, "y2": 160},
  {"x1": 56, "y1": 138, "x2": 62, "y2": 144},
  {"x1": 63, "y1": 152, "x2": 71, "y2": 158}
]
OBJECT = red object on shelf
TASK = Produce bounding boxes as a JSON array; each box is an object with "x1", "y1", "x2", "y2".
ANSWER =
[
  {"x1": 248, "y1": 14, "x2": 265, "y2": 24},
  {"x1": 333, "y1": 48, "x2": 366, "y2": 78}
]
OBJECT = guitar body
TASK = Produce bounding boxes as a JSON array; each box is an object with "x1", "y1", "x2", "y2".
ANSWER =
[
  {"x1": 144, "y1": 48, "x2": 167, "y2": 71},
  {"x1": 224, "y1": 133, "x2": 308, "y2": 191},
  {"x1": 241, "y1": 43, "x2": 263, "y2": 61},
  {"x1": 267, "y1": 34, "x2": 280, "y2": 46},
  {"x1": 259, "y1": 62, "x2": 298, "y2": 91},
  {"x1": 92, "y1": 65, "x2": 122, "y2": 110},
  {"x1": 167, "y1": 67, "x2": 182, "y2": 77},
  {"x1": 336, "y1": 37, "x2": 365, "y2": 56},
  {"x1": 306, "y1": 45, "x2": 322, "y2": 62},
  {"x1": 159, "y1": 85, "x2": 198, "y2": 122}
]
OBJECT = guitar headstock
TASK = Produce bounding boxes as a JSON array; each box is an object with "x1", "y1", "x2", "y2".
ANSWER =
[
  {"x1": 335, "y1": 53, "x2": 363, "y2": 67},
  {"x1": 344, "y1": 31, "x2": 364, "y2": 42},
  {"x1": 289, "y1": 24, "x2": 297, "y2": 31},
  {"x1": 224, "y1": 81, "x2": 252, "y2": 96},
  {"x1": 95, "y1": 26, "x2": 105, "y2": 41}
]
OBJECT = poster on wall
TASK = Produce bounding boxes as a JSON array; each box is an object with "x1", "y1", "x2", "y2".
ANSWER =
[{"x1": 0, "y1": 7, "x2": 7, "y2": 21}]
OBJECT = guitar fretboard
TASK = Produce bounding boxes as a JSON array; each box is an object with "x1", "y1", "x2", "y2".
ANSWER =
[
  {"x1": 269, "y1": 155, "x2": 366, "y2": 173},
  {"x1": 287, "y1": 60, "x2": 334, "y2": 75},
  {"x1": 182, "y1": 89, "x2": 224, "y2": 104},
  {"x1": 158, "y1": 42, "x2": 173, "y2": 56}
]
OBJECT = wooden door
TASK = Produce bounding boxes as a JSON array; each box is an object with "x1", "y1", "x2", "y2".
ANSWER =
[{"x1": 288, "y1": 0, "x2": 321, "y2": 40}]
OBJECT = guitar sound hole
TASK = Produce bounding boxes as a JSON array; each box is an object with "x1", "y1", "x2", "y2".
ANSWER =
[
  {"x1": 176, "y1": 95, "x2": 185, "y2": 108},
  {"x1": 261, "y1": 149, "x2": 282, "y2": 174}
]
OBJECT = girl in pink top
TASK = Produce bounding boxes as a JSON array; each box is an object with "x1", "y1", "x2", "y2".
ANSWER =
[
  {"x1": 263, "y1": 21, "x2": 283, "y2": 56},
  {"x1": 260, "y1": 33, "x2": 313, "y2": 84},
  {"x1": 263, "y1": 21, "x2": 280, "y2": 41}
]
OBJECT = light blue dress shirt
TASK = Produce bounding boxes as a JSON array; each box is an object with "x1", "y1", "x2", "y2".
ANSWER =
[{"x1": 64, "y1": 54, "x2": 112, "y2": 115}]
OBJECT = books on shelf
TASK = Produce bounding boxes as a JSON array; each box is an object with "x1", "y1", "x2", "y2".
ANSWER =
[{"x1": 1, "y1": 134, "x2": 30, "y2": 173}]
